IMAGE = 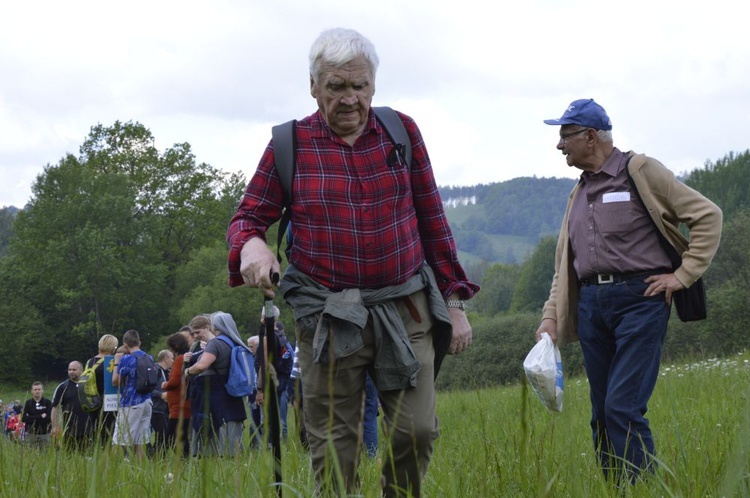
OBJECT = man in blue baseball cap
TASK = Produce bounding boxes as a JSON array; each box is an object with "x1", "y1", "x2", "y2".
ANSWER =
[
  {"x1": 543, "y1": 98, "x2": 612, "y2": 130},
  {"x1": 534, "y1": 98, "x2": 722, "y2": 483}
]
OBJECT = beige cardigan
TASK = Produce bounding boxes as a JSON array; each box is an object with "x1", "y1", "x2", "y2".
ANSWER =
[{"x1": 542, "y1": 152, "x2": 723, "y2": 347}]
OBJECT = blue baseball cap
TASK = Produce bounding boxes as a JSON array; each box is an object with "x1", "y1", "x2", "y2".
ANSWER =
[{"x1": 543, "y1": 98, "x2": 612, "y2": 130}]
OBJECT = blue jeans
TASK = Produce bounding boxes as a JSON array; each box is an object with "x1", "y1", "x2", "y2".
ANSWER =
[
  {"x1": 363, "y1": 373, "x2": 379, "y2": 458},
  {"x1": 278, "y1": 378, "x2": 289, "y2": 438},
  {"x1": 577, "y1": 277, "x2": 670, "y2": 480}
]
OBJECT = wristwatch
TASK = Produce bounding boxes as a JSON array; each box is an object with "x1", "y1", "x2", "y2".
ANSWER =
[{"x1": 445, "y1": 299, "x2": 465, "y2": 311}]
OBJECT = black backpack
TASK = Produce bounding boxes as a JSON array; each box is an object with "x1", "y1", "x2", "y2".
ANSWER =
[
  {"x1": 271, "y1": 106, "x2": 412, "y2": 262},
  {"x1": 135, "y1": 353, "x2": 159, "y2": 394}
]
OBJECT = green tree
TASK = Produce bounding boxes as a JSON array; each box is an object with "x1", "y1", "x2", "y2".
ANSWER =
[
  {"x1": 472, "y1": 263, "x2": 520, "y2": 316},
  {"x1": 509, "y1": 236, "x2": 556, "y2": 313},
  {"x1": 662, "y1": 208, "x2": 750, "y2": 358},
  {"x1": 79, "y1": 122, "x2": 242, "y2": 281},
  {"x1": 462, "y1": 214, "x2": 485, "y2": 231},
  {"x1": 173, "y1": 243, "x2": 266, "y2": 335},
  {"x1": 10, "y1": 154, "x2": 166, "y2": 359},
  {"x1": 5, "y1": 121, "x2": 244, "y2": 379},
  {"x1": 173, "y1": 223, "x2": 292, "y2": 340},
  {"x1": 686, "y1": 150, "x2": 750, "y2": 221},
  {"x1": 0, "y1": 206, "x2": 18, "y2": 258},
  {"x1": 481, "y1": 177, "x2": 574, "y2": 237},
  {"x1": 0, "y1": 257, "x2": 47, "y2": 383},
  {"x1": 703, "y1": 208, "x2": 750, "y2": 289}
]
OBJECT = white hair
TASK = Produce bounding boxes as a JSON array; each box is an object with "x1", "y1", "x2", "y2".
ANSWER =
[
  {"x1": 309, "y1": 28, "x2": 379, "y2": 84},
  {"x1": 596, "y1": 129, "x2": 613, "y2": 144}
]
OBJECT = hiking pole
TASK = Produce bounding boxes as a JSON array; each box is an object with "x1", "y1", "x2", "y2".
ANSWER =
[{"x1": 264, "y1": 271, "x2": 282, "y2": 497}]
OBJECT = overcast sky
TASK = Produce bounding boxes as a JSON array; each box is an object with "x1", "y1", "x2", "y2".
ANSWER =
[{"x1": 1, "y1": 0, "x2": 748, "y2": 208}]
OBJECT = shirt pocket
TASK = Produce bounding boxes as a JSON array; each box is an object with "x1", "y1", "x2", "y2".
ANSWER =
[{"x1": 598, "y1": 199, "x2": 636, "y2": 235}]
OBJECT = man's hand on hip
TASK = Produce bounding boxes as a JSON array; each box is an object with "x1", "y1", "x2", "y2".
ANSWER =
[{"x1": 644, "y1": 273, "x2": 685, "y2": 305}]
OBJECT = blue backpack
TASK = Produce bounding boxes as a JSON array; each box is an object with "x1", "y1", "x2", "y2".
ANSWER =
[{"x1": 217, "y1": 335, "x2": 256, "y2": 398}]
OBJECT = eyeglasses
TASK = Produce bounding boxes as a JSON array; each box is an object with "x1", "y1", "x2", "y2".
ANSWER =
[{"x1": 559, "y1": 128, "x2": 589, "y2": 144}]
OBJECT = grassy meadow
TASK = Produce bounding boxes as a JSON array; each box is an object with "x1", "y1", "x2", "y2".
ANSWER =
[{"x1": 1, "y1": 354, "x2": 748, "y2": 497}]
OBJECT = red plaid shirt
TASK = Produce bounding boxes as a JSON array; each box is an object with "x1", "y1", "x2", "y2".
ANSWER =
[{"x1": 227, "y1": 109, "x2": 478, "y2": 299}]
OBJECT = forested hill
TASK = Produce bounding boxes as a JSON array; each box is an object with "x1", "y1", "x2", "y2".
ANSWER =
[
  {"x1": 0, "y1": 177, "x2": 574, "y2": 265},
  {"x1": 439, "y1": 149, "x2": 750, "y2": 267},
  {"x1": 0, "y1": 175, "x2": 592, "y2": 267},
  {"x1": 439, "y1": 177, "x2": 577, "y2": 265}
]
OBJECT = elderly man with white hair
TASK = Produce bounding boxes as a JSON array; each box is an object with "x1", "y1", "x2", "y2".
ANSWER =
[
  {"x1": 536, "y1": 98, "x2": 722, "y2": 483},
  {"x1": 227, "y1": 27, "x2": 478, "y2": 497}
]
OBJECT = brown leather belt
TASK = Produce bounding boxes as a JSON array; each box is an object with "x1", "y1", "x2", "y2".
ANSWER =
[{"x1": 402, "y1": 296, "x2": 423, "y2": 323}]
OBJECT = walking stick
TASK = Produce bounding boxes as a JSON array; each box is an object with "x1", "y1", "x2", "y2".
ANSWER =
[{"x1": 263, "y1": 272, "x2": 282, "y2": 497}]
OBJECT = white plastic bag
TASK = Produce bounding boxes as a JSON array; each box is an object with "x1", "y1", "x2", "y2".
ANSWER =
[{"x1": 523, "y1": 332, "x2": 563, "y2": 412}]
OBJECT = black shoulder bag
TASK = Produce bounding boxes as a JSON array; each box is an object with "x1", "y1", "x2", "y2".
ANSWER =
[{"x1": 626, "y1": 160, "x2": 707, "y2": 322}]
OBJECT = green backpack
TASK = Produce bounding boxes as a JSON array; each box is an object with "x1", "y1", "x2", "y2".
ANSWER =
[{"x1": 76, "y1": 356, "x2": 105, "y2": 412}]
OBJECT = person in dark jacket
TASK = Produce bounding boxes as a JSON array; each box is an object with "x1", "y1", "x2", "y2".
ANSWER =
[
  {"x1": 149, "y1": 349, "x2": 173, "y2": 456},
  {"x1": 22, "y1": 381, "x2": 53, "y2": 450},
  {"x1": 51, "y1": 361, "x2": 92, "y2": 451}
]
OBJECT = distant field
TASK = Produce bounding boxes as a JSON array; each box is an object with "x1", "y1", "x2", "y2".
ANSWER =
[
  {"x1": 445, "y1": 203, "x2": 540, "y2": 266},
  {"x1": 457, "y1": 233, "x2": 538, "y2": 266},
  {"x1": 443, "y1": 201, "x2": 483, "y2": 225}
]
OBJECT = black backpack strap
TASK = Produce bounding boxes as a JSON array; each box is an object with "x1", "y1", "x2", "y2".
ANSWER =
[
  {"x1": 624, "y1": 155, "x2": 681, "y2": 268},
  {"x1": 271, "y1": 120, "x2": 297, "y2": 263},
  {"x1": 373, "y1": 106, "x2": 412, "y2": 167}
]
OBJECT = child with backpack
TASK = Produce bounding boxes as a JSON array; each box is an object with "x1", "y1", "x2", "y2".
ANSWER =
[{"x1": 112, "y1": 330, "x2": 156, "y2": 459}]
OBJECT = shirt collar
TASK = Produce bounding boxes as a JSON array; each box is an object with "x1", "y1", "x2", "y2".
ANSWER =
[{"x1": 581, "y1": 147, "x2": 625, "y2": 180}]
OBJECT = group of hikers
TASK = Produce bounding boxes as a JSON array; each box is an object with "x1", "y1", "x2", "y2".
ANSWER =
[{"x1": 6, "y1": 310, "x2": 309, "y2": 460}]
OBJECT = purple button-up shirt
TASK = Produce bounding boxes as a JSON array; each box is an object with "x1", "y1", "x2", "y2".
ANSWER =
[{"x1": 569, "y1": 148, "x2": 672, "y2": 279}]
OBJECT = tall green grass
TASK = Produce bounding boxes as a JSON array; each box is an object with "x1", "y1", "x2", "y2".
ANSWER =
[{"x1": 1, "y1": 354, "x2": 748, "y2": 497}]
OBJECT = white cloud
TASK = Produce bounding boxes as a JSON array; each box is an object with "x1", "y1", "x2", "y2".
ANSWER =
[{"x1": 1, "y1": 0, "x2": 748, "y2": 208}]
